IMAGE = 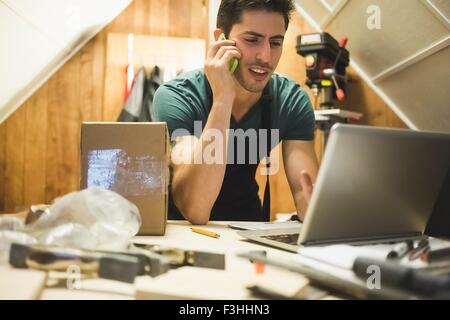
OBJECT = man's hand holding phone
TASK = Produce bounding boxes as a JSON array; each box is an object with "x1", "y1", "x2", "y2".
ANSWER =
[
  {"x1": 218, "y1": 34, "x2": 239, "y2": 73},
  {"x1": 204, "y1": 33, "x2": 241, "y2": 104}
]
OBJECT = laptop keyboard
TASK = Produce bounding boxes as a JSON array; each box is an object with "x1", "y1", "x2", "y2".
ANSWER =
[{"x1": 262, "y1": 233, "x2": 300, "y2": 245}]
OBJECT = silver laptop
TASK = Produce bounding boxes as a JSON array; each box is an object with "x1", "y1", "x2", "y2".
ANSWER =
[{"x1": 238, "y1": 124, "x2": 450, "y2": 252}]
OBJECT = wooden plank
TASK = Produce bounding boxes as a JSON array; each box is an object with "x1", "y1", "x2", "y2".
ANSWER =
[
  {"x1": 46, "y1": 57, "x2": 81, "y2": 203},
  {"x1": 134, "y1": 0, "x2": 152, "y2": 34},
  {"x1": 106, "y1": 0, "x2": 135, "y2": 33},
  {"x1": 0, "y1": 122, "x2": 6, "y2": 212},
  {"x1": 80, "y1": 41, "x2": 94, "y2": 120},
  {"x1": 103, "y1": 33, "x2": 127, "y2": 122},
  {"x1": 314, "y1": 129, "x2": 325, "y2": 163},
  {"x1": 150, "y1": 0, "x2": 170, "y2": 36},
  {"x1": 352, "y1": 86, "x2": 384, "y2": 126},
  {"x1": 46, "y1": 75, "x2": 62, "y2": 203},
  {"x1": 59, "y1": 57, "x2": 81, "y2": 197},
  {"x1": 92, "y1": 32, "x2": 106, "y2": 121},
  {"x1": 386, "y1": 107, "x2": 407, "y2": 128},
  {"x1": 169, "y1": 0, "x2": 191, "y2": 37},
  {"x1": 103, "y1": 65, "x2": 126, "y2": 122},
  {"x1": 345, "y1": 68, "x2": 406, "y2": 129},
  {"x1": 272, "y1": 144, "x2": 297, "y2": 217},
  {"x1": 4, "y1": 107, "x2": 26, "y2": 212},
  {"x1": 191, "y1": 0, "x2": 208, "y2": 39},
  {"x1": 24, "y1": 84, "x2": 48, "y2": 206}
]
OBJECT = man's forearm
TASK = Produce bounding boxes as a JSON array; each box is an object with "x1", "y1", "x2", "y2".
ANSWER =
[
  {"x1": 171, "y1": 100, "x2": 232, "y2": 224},
  {"x1": 293, "y1": 191, "x2": 307, "y2": 222}
]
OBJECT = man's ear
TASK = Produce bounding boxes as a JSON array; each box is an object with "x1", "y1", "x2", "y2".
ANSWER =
[{"x1": 213, "y1": 28, "x2": 224, "y2": 41}]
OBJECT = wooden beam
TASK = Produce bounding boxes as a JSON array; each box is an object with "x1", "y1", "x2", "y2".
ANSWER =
[
  {"x1": 5, "y1": 107, "x2": 26, "y2": 212},
  {"x1": 24, "y1": 84, "x2": 48, "y2": 206}
]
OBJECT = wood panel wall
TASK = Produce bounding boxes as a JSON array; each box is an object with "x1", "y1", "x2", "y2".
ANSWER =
[
  {"x1": 0, "y1": 0, "x2": 208, "y2": 213},
  {"x1": 0, "y1": 1, "x2": 405, "y2": 217}
]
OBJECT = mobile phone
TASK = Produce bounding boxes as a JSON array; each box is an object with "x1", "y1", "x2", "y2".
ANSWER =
[{"x1": 219, "y1": 33, "x2": 239, "y2": 73}]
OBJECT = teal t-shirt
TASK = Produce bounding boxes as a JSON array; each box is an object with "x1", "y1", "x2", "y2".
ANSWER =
[
  {"x1": 152, "y1": 69, "x2": 315, "y2": 143},
  {"x1": 152, "y1": 69, "x2": 314, "y2": 221}
]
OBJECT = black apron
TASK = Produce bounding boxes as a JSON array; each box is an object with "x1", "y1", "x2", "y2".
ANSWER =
[{"x1": 169, "y1": 85, "x2": 272, "y2": 221}]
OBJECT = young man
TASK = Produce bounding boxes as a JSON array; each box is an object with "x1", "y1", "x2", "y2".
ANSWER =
[{"x1": 152, "y1": 0, "x2": 318, "y2": 224}]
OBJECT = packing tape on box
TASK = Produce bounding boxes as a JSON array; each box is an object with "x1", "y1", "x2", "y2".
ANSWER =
[{"x1": 85, "y1": 149, "x2": 167, "y2": 196}]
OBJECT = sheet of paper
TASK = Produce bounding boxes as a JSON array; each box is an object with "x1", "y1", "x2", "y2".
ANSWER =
[
  {"x1": 228, "y1": 221, "x2": 301, "y2": 231},
  {"x1": 298, "y1": 244, "x2": 396, "y2": 269}
]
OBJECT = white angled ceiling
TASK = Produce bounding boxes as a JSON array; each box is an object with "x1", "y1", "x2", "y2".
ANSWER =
[
  {"x1": 0, "y1": 0, "x2": 131, "y2": 124},
  {"x1": 295, "y1": 0, "x2": 450, "y2": 132}
]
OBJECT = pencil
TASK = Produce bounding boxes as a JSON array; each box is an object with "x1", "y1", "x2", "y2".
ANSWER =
[{"x1": 191, "y1": 227, "x2": 220, "y2": 239}]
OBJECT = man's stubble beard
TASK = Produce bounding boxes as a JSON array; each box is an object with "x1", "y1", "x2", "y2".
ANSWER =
[{"x1": 234, "y1": 68, "x2": 270, "y2": 93}]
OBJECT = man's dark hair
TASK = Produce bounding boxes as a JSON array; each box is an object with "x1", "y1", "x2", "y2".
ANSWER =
[{"x1": 216, "y1": 0, "x2": 295, "y2": 37}]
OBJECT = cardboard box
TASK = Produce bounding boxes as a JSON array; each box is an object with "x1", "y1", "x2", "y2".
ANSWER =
[{"x1": 80, "y1": 122, "x2": 169, "y2": 235}]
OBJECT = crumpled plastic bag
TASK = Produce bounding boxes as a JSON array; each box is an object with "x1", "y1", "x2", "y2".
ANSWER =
[
  {"x1": 27, "y1": 187, "x2": 141, "y2": 249},
  {"x1": 0, "y1": 217, "x2": 25, "y2": 232},
  {"x1": 0, "y1": 187, "x2": 141, "y2": 264}
]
